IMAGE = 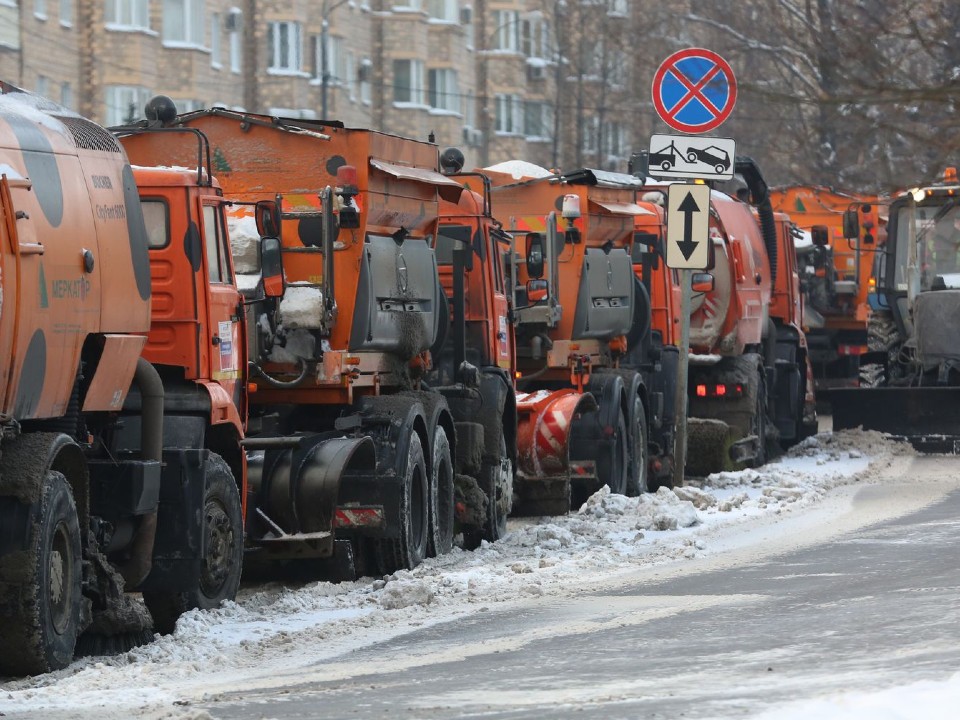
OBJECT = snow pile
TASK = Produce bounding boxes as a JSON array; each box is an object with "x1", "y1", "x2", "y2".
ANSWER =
[
  {"x1": 484, "y1": 160, "x2": 555, "y2": 180},
  {"x1": 226, "y1": 211, "x2": 261, "y2": 274},
  {"x1": 277, "y1": 283, "x2": 324, "y2": 329},
  {"x1": 0, "y1": 430, "x2": 913, "y2": 718}
]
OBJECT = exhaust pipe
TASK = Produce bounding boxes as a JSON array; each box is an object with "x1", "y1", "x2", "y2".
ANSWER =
[{"x1": 120, "y1": 358, "x2": 164, "y2": 587}]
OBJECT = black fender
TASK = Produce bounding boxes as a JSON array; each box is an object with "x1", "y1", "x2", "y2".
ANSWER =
[
  {"x1": 334, "y1": 395, "x2": 428, "y2": 539},
  {"x1": 570, "y1": 372, "x2": 626, "y2": 465},
  {"x1": 399, "y1": 391, "x2": 456, "y2": 479}
]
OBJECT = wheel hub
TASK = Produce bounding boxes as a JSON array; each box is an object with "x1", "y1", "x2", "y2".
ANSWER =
[{"x1": 200, "y1": 501, "x2": 234, "y2": 596}]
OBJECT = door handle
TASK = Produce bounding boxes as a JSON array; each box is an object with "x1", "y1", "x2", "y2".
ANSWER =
[{"x1": 18, "y1": 242, "x2": 44, "y2": 255}]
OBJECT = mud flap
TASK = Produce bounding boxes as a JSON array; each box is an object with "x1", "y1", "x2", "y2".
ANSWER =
[
  {"x1": 570, "y1": 372, "x2": 625, "y2": 497},
  {"x1": 831, "y1": 386, "x2": 960, "y2": 453}
]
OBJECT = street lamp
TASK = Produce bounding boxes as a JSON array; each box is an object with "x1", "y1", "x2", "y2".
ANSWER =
[{"x1": 321, "y1": 0, "x2": 350, "y2": 120}]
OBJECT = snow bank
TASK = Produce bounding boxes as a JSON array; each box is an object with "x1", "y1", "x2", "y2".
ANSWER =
[
  {"x1": 484, "y1": 160, "x2": 554, "y2": 181},
  {"x1": 226, "y1": 211, "x2": 260, "y2": 274}
]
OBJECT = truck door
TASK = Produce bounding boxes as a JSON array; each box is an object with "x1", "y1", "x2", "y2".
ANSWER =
[
  {"x1": 488, "y1": 226, "x2": 513, "y2": 370},
  {"x1": 201, "y1": 200, "x2": 244, "y2": 416}
]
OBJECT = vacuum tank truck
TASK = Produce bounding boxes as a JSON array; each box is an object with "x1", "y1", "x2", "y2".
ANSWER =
[{"x1": 0, "y1": 85, "x2": 246, "y2": 674}]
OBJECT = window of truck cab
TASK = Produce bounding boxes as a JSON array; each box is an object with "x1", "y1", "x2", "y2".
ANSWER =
[
  {"x1": 140, "y1": 198, "x2": 170, "y2": 249},
  {"x1": 203, "y1": 203, "x2": 232, "y2": 284}
]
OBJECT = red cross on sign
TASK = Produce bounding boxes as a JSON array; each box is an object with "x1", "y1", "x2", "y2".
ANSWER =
[{"x1": 652, "y1": 48, "x2": 737, "y2": 134}]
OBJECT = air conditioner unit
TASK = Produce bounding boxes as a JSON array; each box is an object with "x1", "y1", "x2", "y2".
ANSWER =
[
  {"x1": 460, "y1": 6, "x2": 472, "y2": 24},
  {"x1": 225, "y1": 10, "x2": 241, "y2": 31},
  {"x1": 527, "y1": 64, "x2": 546, "y2": 81},
  {"x1": 470, "y1": 129, "x2": 483, "y2": 147}
]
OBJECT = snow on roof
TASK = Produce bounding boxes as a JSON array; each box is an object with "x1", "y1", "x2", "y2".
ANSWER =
[{"x1": 484, "y1": 160, "x2": 555, "y2": 181}]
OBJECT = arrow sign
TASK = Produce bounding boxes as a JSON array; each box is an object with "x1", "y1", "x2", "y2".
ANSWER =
[{"x1": 666, "y1": 184, "x2": 710, "y2": 269}]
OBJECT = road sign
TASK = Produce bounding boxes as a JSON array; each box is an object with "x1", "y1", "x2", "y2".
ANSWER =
[
  {"x1": 666, "y1": 184, "x2": 710, "y2": 269},
  {"x1": 648, "y1": 134, "x2": 736, "y2": 181},
  {"x1": 652, "y1": 48, "x2": 737, "y2": 134}
]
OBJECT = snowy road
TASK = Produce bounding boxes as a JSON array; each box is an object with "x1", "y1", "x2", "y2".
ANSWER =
[{"x1": 3, "y1": 432, "x2": 960, "y2": 719}]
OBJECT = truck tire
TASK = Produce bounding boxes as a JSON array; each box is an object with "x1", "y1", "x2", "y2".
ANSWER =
[
  {"x1": 0, "y1": 470, "x2": 82, "y2": 675},
  {"x1": 625, "y1": 395, "x2": 650, "y2": 496},
  {"x1": 464, "y1": 430, "x2": 510, "y2": 547},
  {"x1": 686, "y1": 151, "x2": 698, "y2": 163},
  {"x1": 749, "y1": 372, "x2": 768, "y2": 468},
  {"x1": 375, "y1": 431, "x2": 429, "y2": 573},
  {"x1": 143, "y1": 453, "x2": 243, "y2": 635},
  {"x1": 597, "y1": 409, "x2": 629, "y2": 495},
  {"x1": 428, "y1": 425, "x2": 454, "y2": 558}
]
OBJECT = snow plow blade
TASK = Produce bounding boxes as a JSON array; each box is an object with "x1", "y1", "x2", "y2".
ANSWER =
[
  {"x1": 513, "y1": 389, "x2": 598, "y2": 516},
  {"x1": 831, "y1": 387, "x2": 960, "y2": 453}
]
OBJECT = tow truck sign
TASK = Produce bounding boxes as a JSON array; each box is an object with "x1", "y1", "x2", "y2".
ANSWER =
[{"x1": 647, "y1": 134, "x2": 736, "y2": 181}]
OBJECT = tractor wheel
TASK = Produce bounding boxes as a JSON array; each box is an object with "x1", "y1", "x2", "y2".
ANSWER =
[
  {"x1": 0, "y1": 471, "x2": 82, "y2": 675},
  {"x1": 427, "y1": 425, "x2": 454, "y2": 558},
  {"x1": 144, "y1": 453, "x2": 243, "y2": 635},
  {"x1": 625, "y1": 395, "x2": 650, "y2": 496},
  {"x1": 375, "y1": 431, "x2": 429, "y2": 573}
]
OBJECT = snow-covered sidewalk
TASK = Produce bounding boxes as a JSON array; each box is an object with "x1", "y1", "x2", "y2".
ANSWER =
[{"x1": 0, "y1": 430, "x2": 912, "y2": 719}]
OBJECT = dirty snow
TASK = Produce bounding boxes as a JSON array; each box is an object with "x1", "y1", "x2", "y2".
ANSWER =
[
  {"x1": 484, "y1": 160, "x2": 555, "y2": 180},
  {"x1": 0, "y1": 430, "x2": 915, "y2": 718}
]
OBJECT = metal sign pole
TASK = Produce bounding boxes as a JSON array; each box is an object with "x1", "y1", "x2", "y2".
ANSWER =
[{"x1": 673, "y1": 267, "x2": 692, "y2": 488}]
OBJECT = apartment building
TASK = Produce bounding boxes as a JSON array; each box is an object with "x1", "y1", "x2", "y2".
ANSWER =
[{"x1": 0, "y1": 0, "x2": 639, "y2": 171}]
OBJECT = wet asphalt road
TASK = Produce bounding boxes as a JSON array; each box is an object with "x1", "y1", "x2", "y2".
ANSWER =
[{"x1": 202, "y1": 458, "x2": 960, "y2": 720}]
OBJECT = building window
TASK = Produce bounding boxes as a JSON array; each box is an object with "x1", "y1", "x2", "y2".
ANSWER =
[
  {"x1": 603, "y1": 121, "x2": 625, "y2": 157},
  {"x1": 524, "y1": 101, "x2": 552, "y2": 140},
  {"x1": 268, "y1": 21, "x2": 302, "y2": 72},
  {"x1": 606, "y1": 0, "x2": 628, "y2": 17},
  {"x1": 494, "y1": 93, "x2": 521, "y2": 134},
  {"x1": 59, "y1": 0, "x2": 71, "y2": 25},
  {"x1": 36, "y1": 75, "x2": 48, "y2": 98},
  {"x1": 105, "y1": 0, "x2": 149, "y2": 29},
  {"x1": 393, "y1": 59, "x2": 424, "y2": 105},
  {"x1": 393, "y1": 0, "x2": 421, "y2": 10},
  {"x1": 359, "y1": 57, "x2": 372, "y2": 104},
  {"x1": 228, "y1": 12, "x2": 241, "y2": 73},
  {"x1": 491, "y1": 10, "x2": 518, "y2": 51},
  {"x1": 210, "y1": 12, "x2": 221, "y2": 66},
  {"x1": 315, "y1": 34, "x2": 344, "y2": 84},
  {"x1": 105, "y1": 85, "x2": 152, "y2": 126},
  {"x1": 520, "y1": 14, "x2": 549, "y2": 58},
  {"x1": 428, "y1": 68, "x2": 458, "y2": 112},
  {"x1": 34, "y1": 0, "x2": 46, "y2": 20},
  {"x1": 163, "y1": 0, "x2": 204, "y2": 45},
  {"x1": 345, "y1": 52, "x2": 356, "y2": 102},
  {"x1": 608, "y1": 49, "x2": 626, "y2": 86},
  {"x1": 60, "y1": 81, "x2": 72, "y2": 109},
  {"x1": 425, "y1": 0, "x2": 457, "y2": 21}
]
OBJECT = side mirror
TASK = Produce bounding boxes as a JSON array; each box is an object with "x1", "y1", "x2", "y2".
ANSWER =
[
  {"x1": 261, "y1": 236, "x2": 284, "y2": 298},
  {"x1": 811, "y1": 225, "x2": 830, "y2": 247},
  {"x1": 526, "y1": 279, "x2": 548, "y2": 303},
  {"x1": 842, "y1": 208, "x2": 859, "y2": 239},
  {"x1": 255, "y1": 200, "x2": 281, "y2": 238},
  {"x1": 525, "y1": 232, "x2": 545, "y2": 279},
  {"x1": 691, "y1": 272, "x2": 714, "y2": 293}
]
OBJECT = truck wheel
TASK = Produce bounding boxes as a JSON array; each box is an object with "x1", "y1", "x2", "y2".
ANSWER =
[
  {"x1": 660, "y1": 160, "x2": 672, "y2": 171},
  {"x1": 428, "y1": 425, "x2": 454, "y2": 558},
  {"x1": 686, "y1": 151, "x2": 698, "y2": 163},
  {"x1": 375, "y1": 431, "x2": 429, "y2": 573},
  {"x1": 0, "y1": 471, "x2": 82, "y2": 675},
  {"x1": 600, "y1": 410, "x2": 629, "y2": 495},
  {"x1": 625, "y1": 395, "x2": 649, "y2": 496},
  {"x1": 144, "y1": 453, "x2": 243, "y2": 635},
  {"x1": 464, "y1": 430, "x2": 511, "y2": 547}
]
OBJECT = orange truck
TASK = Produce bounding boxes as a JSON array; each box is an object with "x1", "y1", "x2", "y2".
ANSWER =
[
  {"x1": 638, "y1": 159, "x2": 814, "y2": 475},
  {"x1": 119, "y1": 107, "x2": 510, "y2": 572},
  {"x1": 470, "y1": 163, "x2": 677, "y2": 512},
  {"x1": 770, "y1": 184, "x2": 884, "y2": 392},
  {"x1": 0, "y1": 86, "x2": 245, "y2": 675}
]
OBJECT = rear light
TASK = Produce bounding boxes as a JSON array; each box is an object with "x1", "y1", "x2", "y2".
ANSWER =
[
  {"x1": 838, "y1": 344, "x2": 868, "y2": 356},
  {"x1": 693, "y1": 383, "x2": 743, "y2": 399}
]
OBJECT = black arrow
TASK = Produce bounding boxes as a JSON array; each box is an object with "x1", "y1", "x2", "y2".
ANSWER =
[{"x1": 677, "y1": 192, "x2": 701, "y2": 261}]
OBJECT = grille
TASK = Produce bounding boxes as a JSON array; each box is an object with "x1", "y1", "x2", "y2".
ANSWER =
[{"x1": 56, "y1": 115, "x2": 121, "y2": 153}]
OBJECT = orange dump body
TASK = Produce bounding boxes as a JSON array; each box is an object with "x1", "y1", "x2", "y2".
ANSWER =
[
  {"x1": 476, "y1": 167, "x2": 645, "y2": 382},
  {"x1": 119, "y1": 110, "x2": 461, "y2": 407},
  {"x1": 770, "y1": 184, "x2": 884, "y2": 331},
  {"x1": 0, "y1": 86, "x2": 150, "y2": 421}
]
